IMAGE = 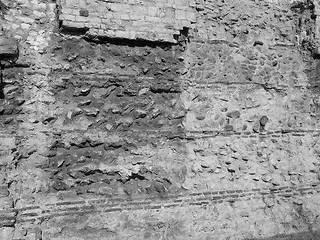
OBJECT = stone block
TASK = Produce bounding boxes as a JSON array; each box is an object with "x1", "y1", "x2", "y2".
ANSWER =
[
  {"x1": 16, "y1": 16, "x2": 35, "y2": 24},
  {"x1": 90, "y1": 17, "x2": 102, "y2": 24},
  {"x1": 180, "y1": 19, "x2": 191, "y2": 27},
  {"x1": 120, "y1": 13, "x2": 130, "y2": 20},
  {"x1": 148, "y1": 6, "x2": 158, "y2": 16},
  {"x1": 129, "y1": 30, "x2": 136, "y2": 39},
  {"x1": 115, "y1": 30, "x2": 131, "y2": 39},
  {"x1": 60, "y1": 14, "x2": 76, "y2": 22},
  {"x1": 63, "y1": 20, "x2": 87, "y2": 30},
  {"x1": 176, "y1": 0, "x2": 187, "y2": 6},
  {"x1": 175, "y1": 9, "x2": 186, "y2": 19},
  {"x1": 110, "y1": 3, "x2": 124, "y2": 12},
  {"x1": 88, "y1": 22, "x2": 101, "y2": 29},
  {"x1": 105, "y1": 29, "x2": 116, "y2": 37},
  {"x1": 97, "y1": 29, "x2": 105, "y2": 36},
  {"x1": 130, "y1": 14, "x2": 144, "y2": 20},
  {"x1": 131, "y1": 5, "x2": 148, "y2": 16},
  {"x1": 61, "y1": 7, "x2": 76, "y2": 15},
  {"x1": 88, "y1": 28, "x2": 99, "y2": 35},
  {"x1": 65, "y1": 0, "x2": 80, "y2": 8},
  {"x1": 157, "y1": 33, "x2": 175, "y2": 42},
  {"x1": 186, "y1": 10, "x2": 196, "y2": 22},
  {"x1": 0, "y1": 36, "x2": 19, "y2": 62},
  {"x1": 0, "y1": 196, "x2": 13, "y2": 209},
  {"x1": 135, "y1": 31, "x2": 149, "y2": 39},
  {"x1": 145, "y1": 16, "x2": 162, "y2": 23},
  {"x1": 165, "y1": 7, "x2": 175, "y2": 19},
  {"x1": 0, "y1": 227, "x2": 14, "y2": 240},
  {"x1": 75, "y1": 15, "x2": 89, "y2": 23},
  {"x1": 0, "y1": 186, "x2": 9, "y2": 197},
  {"x1": 189, "y1": 0, "x2": 196, "y2": 7}
]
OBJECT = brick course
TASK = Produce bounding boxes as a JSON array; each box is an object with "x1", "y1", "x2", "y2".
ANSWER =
[{"x1": 0, "y1": 182, "x2": 318, "y2": 225}]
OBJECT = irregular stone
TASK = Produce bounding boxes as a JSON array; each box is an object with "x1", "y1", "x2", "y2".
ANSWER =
[
  {"x1": 252, "y1": 121, "x2": 260, "y2": 133},
  {"x1": 0, "y1": 185, "x2": 9, "y2": 197},
  {"x1": 226, "y1": 110, "x2": 241, "y2": 119},
  {"x1": 227, "y1": 165, "x2": 237, "y2": 173},
  {"x1": 133, "y1": 109, "x2": 147, "y2": 119},
  {"x1": 264, "y1": 197, "x2": 274, "y2": 207},
  {"x1": 83, "y1": 108, "x2": 99, "y2": 117},
  {"x1": 75, "y1": 116, "x2": 93, "y2": 130},
  {"x1": 240, "y1": 210, "x2": 250, "y2": 217},
  {"x1": 271, "y1": 174, "x2": 283, "y2": 186},
  {"x1": 0, "y1": 197, "x2": 13, "y2": 209},
  {"x1": 261, "y1": 174, "x2": 272, "y2": 182},
  {"x1": 79, "y1": 8, "x2": 89, "y2": 17},
  {"x1": 105, "y1": 123, "x2": 113, "y2": 131},
  {"x1": 253, "y1": 40, "x2": 264, "y2": 46},
  {"x1": 0, "y1": 227, "x2": 14, "y2": 240},
  {"x1": 224, "y1": 124, "x2": 234, "y2": 131},
  {"x1": 196, "y1": 113, "x2": 205, "y2": 120},
  {"x1": 259, "y1": 115, "x2": 269, "y2": 126}
]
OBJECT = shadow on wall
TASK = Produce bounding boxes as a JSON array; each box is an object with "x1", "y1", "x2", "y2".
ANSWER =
[{"x1": 0, "y1": 0, "x2": 7, "y2": 18}]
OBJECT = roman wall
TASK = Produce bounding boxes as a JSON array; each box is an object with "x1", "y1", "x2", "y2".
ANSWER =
[{"x1": 1, "y1": 0, "x2": 320, "y2": 239}]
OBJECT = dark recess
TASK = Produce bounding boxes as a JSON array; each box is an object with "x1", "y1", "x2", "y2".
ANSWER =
[
  {"x1": 60, "y1": 25, "x2": 90, "y2": 36},
  {"x1": 59, "y1": 24, "x2": 190, "y2": 49},
  {"x1": 59, "y1": 26, "x2": 176, "y2": 49},
  {"x1": 0, "y1": 1, "x2": 8, "y2": 18},
  {"x1": 0, "y1": 64, "x2": 4, "y2": 99},
  {"x1": 290, "y1": 0, "x2": 314, "y2": 12}
]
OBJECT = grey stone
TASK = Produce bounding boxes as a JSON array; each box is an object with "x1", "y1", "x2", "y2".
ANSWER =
[
  {"x1": 79, "y1": 8, "x2": 89, "y2": 17},
  {"x1": 259, "y1": 115, "x2": 269, "y2": 126},
  {"x1": 226, "y1": 110, "x2": 241, "y2": 119}
]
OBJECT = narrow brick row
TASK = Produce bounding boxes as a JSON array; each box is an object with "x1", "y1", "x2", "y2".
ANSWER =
[
  {"x1": 32, "y1": 128, "x2": 320, "y2": 140},
  {"x1": 12, "y1": 182, "x2": 320, "y2": 223}
]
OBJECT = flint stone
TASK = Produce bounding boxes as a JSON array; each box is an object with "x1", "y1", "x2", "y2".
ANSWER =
[
  {"x1": 226, "y1": 110, "x2": 241, "y2": 119},
  {"x1": 259, "y1": 115, "x2": 269, "y2": 126}
]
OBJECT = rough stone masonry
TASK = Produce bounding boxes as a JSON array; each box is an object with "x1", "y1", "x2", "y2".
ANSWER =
[{"x1": 1, "y1": 0, "x2": 320, "y2": 239}]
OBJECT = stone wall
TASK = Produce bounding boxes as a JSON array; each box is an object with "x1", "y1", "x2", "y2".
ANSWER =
[
  {"x1": 59, "y1": 0, "x2": 196, "y2": 42},
  {"x1": 1, "y1": 0, "x2": 320, "y2": 239}
]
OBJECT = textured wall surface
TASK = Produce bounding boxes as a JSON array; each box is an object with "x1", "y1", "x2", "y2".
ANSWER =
[{"x1": 1, "y1": 0, "x2": 320, "y2": 239}]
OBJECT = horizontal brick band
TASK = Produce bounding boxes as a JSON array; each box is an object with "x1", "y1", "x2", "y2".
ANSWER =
[
  {"x1": 185, "y1": 129, "x2": 320, "y2": 139},
  {"x1": 32, "y1": 128, "x2": 320, "y2": 139},
  {"x1": 0, "y1": 182, "x2": 317, "y2": 224}
]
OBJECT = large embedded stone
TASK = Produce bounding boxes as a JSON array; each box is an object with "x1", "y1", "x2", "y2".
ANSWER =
[
  {"x1": 0, "y1": 36, "x2": 19, "y2": 62},
  {"x1": 226, "y1": 110, "x2": 241, "y2": 119},
  {"x1": 0, "y1": 227, "x2": 14, "y2": 240}
]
